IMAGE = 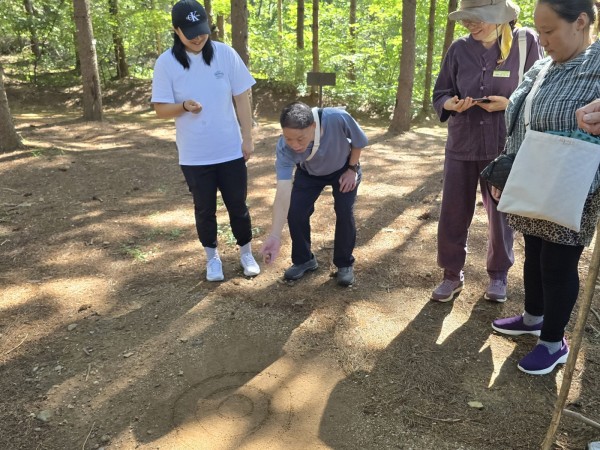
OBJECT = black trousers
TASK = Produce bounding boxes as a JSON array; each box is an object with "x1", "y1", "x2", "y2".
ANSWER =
[
  {"x1": 181, "y1": 158, "x2": 252, "y2": 249},
  {"x1": 288, "y1": 164, "x2": 361, "y2": 268},
  {"x1": 523, "y1": 234, "x2": 584, "y2": 342}
]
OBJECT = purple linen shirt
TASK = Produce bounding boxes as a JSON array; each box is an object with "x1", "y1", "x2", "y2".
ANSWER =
[{"x1": 433, "y1": 28, "x2": 543, "y2": 161}]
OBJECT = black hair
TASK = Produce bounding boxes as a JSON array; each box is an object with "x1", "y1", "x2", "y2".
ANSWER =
[
  {"x1": 171, "y1": 34, "x2": 214, "y2": 70},
  {"x1": 279, "y1": 102, "x2": 315, "y2": 129},
  {"x1": 537, "y1": 0, "x2": 597, "y2": 26}
]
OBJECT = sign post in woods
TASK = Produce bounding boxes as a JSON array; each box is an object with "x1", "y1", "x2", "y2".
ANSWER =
[{"x1": 307, "y1": 72, "x2": 336, "y2": 107}]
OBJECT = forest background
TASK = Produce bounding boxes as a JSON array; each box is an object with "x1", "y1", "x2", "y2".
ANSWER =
[
  {"x1": 4, "y1": 1, "x2": 600, "y2": 449},
  {"x1": 0, "y1": 0, "x2": 537, "y2": 152}
]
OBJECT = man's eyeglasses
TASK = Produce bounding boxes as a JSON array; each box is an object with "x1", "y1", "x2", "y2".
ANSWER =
[{"x1": 460, "y1": 19, "x2": 484, "y2": 28}]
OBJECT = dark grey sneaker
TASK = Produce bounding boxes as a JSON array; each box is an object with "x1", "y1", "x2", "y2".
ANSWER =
[
  {"x1": 336, "y1": 266, "x2": 355, "y2": 286},
  {"x1": 284, "y1": 256, "x2": 318, "y2": 280}
]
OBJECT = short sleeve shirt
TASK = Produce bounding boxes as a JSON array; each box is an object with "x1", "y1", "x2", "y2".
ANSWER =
[
  {"x1": 151, "y1": 42, "x2": 255, "y2": 165},
  {"x1": 275, "y1": 108, "x2": 369, "y2": 180}
]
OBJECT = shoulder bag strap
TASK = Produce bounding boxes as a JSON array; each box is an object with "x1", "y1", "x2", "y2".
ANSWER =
[
  {"x1": 306, "y1": 107, "x2": 321, "y2": 162},
  {"x1": 523, "y1": 60, "x2": 552, "y2": 131},
  {"x1": 517, "y1": 27, "x2": 527, "y2": 84}
]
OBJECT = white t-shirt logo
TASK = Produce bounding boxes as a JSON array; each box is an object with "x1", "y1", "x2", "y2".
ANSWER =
[{"x1": 186, "y1": 11, "x2": 200, "y2": 22}]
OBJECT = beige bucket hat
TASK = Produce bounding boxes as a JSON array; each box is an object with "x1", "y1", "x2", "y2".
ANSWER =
[{"x1": 448, "y1": 0, "x2": 520, "y2": 24}]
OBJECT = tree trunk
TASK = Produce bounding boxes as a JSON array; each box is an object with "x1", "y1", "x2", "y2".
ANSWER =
[
  {"x1": 149, "y1": 0, "x2": 163, "y2": 55},
  {"x1": 230, "y1": 0, "x2": 253, "y2": 121},
  {"x1": 348, "y1": 0, "x2": 357, "y2": 81},
  {"x1": 73, "y1": 30, "x2": 81, "y2": 74},
  {"x1": 72, "y1": 0, "x2": 103, "y2": 121},
  {"x1": 295, "y1": 0, "x2": 305, "y2": 83},
  {"x1": 217, "y1": 15, "x2": 225, "y2": 41},
  {"x1": 312, "y1": 0, "x2": 319, "y2": 72},
  {"x1": 278, "y1": 0, "x2": 283, "y2": 36},
  {"x1": 231, "y1": 0, "x2": 250, "y2": 66},
  {"x1": 277, "y1": 0, "x2": 283, "y2": 68},
  {"x1": 23, "y1": 0, "x2": 42, "y2": 60},
  {"x1": 204, "y1": 0, "x2": 220, "y2": 41},
  {"x1": 108, "y1": 0, "x2": 129, "y2": 79},
  {"x1": 421, "y1": 0, "x2": 437, "y2": 113},
  {"x1": 442, "y1": 0, "x2": 458, "y2": 60},
  {"x1": 389, "y1": 0, "x2": 416, "y2": 134},
  {"x1": 0, "y1": 65, "x2": 24, "y2": 153},
  {"x1": 311, "y1": 0, "x2": 319, "y2": 95},
  {"x1": 297, "y1": 0, "x2": 304, "y2": 49}
]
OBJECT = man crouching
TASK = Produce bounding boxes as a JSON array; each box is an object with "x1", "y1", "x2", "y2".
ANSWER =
[{"x1": 260, "y1": 102, "x2": 368, "y2": 286}]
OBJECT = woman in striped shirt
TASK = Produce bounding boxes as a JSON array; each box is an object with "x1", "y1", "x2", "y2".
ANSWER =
[{"x1": 491, "y1": 0, "x2": 600, "y2": 375}]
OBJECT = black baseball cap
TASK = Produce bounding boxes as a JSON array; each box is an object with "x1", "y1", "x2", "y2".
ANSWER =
[{"x1": 172, "y1": 0, "x2": 211, "y2": 39}]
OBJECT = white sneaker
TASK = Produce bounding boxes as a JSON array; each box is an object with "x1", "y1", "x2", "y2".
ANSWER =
[
  {"x1": 206, "y1": 257, "x2": 224, "y2": 281},
  {"x1": 240, "y1": 253, "x2": 260, "y2": 277}
]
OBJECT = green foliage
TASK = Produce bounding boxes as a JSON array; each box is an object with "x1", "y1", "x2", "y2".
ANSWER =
[
  {"x1": 30, "y1": 146, "x2": 65, "y2": 158},
  {"x1": 120, "y1": 244, "x2": 150, "y2": 262},
  {"x1": 0, "y1": 0, "x2": 76, "y2": 82},
  {"x1": 144, "y1": 227, "x2": 184, "y2": 241},
  {"x1": 0, "y1": 0, "x2": 541, "y2": 118}
]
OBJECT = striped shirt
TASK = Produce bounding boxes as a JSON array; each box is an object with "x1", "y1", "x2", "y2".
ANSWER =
[
  {"x1": 504, "y1": 40, "x2": 600, "y2": 245},
  {"x1": 505, "y1": 40, "x2": 600, "y2": 187}
]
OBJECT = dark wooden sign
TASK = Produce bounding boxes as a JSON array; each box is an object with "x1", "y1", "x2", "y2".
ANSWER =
[
  {"x1": 307, "y1": 72, "x2": 336, "y2": 107},
  {"x1": 306, "y1": 72, "x2": 336, "y2": 86}
]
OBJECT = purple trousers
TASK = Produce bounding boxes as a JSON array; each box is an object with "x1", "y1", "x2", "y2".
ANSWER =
[{"x1": 437, "y1": 157, "x2": 514, "y2": 282}]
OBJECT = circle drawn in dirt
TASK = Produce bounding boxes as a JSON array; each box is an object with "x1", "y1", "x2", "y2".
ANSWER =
[{"x1": 171, "y1": 371, "x2": 292, "y2": 446}]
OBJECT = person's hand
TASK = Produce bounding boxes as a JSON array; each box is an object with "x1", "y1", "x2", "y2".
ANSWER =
[
  {"x1": 443, "y1": 96, "x2": 476, "y2": 113},
  {"x1": 576, "y1": 99, "x2": 600, "y2": 135},
  {"x1": 339, "y1": 169, "x2": 358, "y2": 193},
  {"x1": 241, "y1": 139, "x2": 254, "y2": 161},
  {"x1": 491, "y1": 186, "x2": 502, "y2": 202},
  {"x1": 260, "y1": 235, "x2": 281, "y2": 264},
  {"x1": 183, "y1": 99, "x2": 202, "y2": 114},
  {"x1": 476, "y1": 95, "x2": 509, "y2": 113}
]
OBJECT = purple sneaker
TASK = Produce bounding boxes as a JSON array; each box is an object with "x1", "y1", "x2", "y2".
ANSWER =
[
  {"x1": 492, "y1": 315, "x2": 542, "y2": 336},
  {"x1": 518, "y1": 338, "x2": 569, "y2": 375},
  {"x1": 431, "y1": 279, "x2": 464, "y2": 302},
  {"x1": 484, "y1": 279, "x2": 507, "y2": 303}
]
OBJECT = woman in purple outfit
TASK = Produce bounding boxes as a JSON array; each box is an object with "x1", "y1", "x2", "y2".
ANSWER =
[{"x1": 431, "y1": 0, "x2": 543, "y2": 303}]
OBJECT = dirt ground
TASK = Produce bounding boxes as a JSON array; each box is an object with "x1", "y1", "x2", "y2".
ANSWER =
[{"x1": 1, "y1": 80, "x2": 600, "y2": 450}]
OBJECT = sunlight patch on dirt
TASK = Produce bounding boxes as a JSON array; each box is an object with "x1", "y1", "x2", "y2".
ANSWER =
[
  {"x1": 156, "y1": 354, "x2": 340, "y2": 450},
  {"x1": 340, "y1": 302, "x2": 406, "y2": 349},
  {"x1": 363, "y1": 220, "x2": 421, "y2": 251},
  {"x1": 0, "y1": 285, "x2": 38, "y2": 311},
  {"x1": 479, "y1": 336, "x2": 518, "y2": 387},
  {"x1": 17, "y1": 113, "x2": 74, "y2": 121},
  {"x1": 43, "y1": 277, "x2": 108, "y2": 303},
  {"x1": 411, "y1": 125, "x2": 448, "y2": 137},
  {"x1": 141, "y1": 209, "x2": 193, "y2": 228},
  {"x1": 436, "y1": 308, "x2": 469, "y2": 345},
  {"x1": 0, "y1": 277, "x2": 106, "y2": 311}
]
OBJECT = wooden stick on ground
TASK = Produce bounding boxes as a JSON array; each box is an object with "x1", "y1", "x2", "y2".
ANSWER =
[
  {"x1": 563, "y1": 409, "x2": 600, "y2": 430},
  {"x1": 3, "y1": 334, "x2": 28, "y2": 355},
  {"x1": 541, "y1": 219, "x2": 600, "y2": 450},
  {"x1": 82, "y1": 421, "x2": 95, "y2": 450}
]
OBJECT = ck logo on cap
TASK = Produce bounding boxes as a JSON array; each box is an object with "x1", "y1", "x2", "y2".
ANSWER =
[{"x1": 186, "y1": 11, "x2": 201, "y2": 22}]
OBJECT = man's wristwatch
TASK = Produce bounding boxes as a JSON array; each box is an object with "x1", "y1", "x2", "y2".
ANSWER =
[{"x1": 347, "y1": 162, "x2": 360, "y2": 172}]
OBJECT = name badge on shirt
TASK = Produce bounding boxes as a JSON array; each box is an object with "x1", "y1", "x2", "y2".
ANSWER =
[{"x1": 493, "y1": 70, "x2": 510, "y2": 78}]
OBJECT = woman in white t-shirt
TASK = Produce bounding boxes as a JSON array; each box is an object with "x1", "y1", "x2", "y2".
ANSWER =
[{"x1": 151, "y1": 0, "x2": 260, "y2": 281}]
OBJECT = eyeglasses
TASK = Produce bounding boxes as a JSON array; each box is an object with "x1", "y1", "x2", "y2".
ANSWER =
[{"x1": 460, "y1": 19, "x2": 484, "y2": 28}]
